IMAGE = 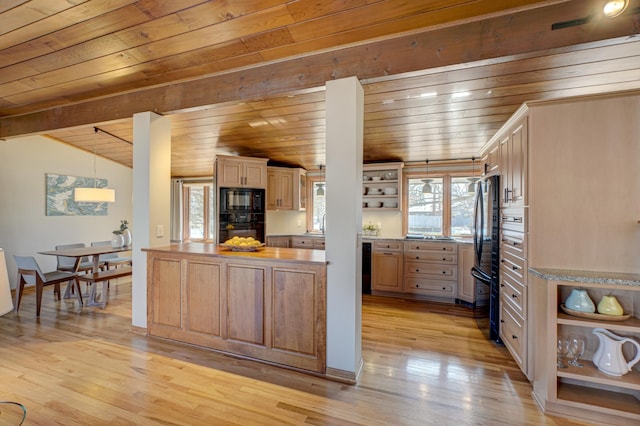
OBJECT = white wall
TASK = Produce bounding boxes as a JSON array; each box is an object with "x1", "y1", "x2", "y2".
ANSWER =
[
  {"x1": 266, "y1": 210, "x2": 306, "y2": 235},
  {"x1": 0, "y1": 135, "x2": 133, "y2": 288},
  {"x1": 362, "y1": 211, "x2": 402, "y2": 237}
]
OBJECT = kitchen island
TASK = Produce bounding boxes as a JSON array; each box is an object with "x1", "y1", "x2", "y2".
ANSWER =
[{"x1": 143, "y1": 243, "x2": 327, "y2": 373}]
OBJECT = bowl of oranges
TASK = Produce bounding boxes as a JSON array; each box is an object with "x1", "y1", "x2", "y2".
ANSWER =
[{"x1": 221, "y1": 236, "x2": 265, "y2": 252}]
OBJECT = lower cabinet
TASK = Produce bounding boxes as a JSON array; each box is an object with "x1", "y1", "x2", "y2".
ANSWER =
[
  {"x1": 372, "y1": 241, "x2": 403, "y2": 293},
  {"x1": 403, "y1": 241, "x2": 457, "y2": 302},
  {"x1": 147, "y1": 251, "x2": 326, "y2": 373},
  {"x1": 266, "y1": 236, "x2": 290, "y2": 248}
]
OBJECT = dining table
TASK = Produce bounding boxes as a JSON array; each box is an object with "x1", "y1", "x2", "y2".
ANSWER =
[{"x1": 38, "y1": 245, "x2": 132, "y2": 307}]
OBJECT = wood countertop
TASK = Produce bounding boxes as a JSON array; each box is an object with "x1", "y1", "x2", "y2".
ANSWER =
[{"x1": 142, "y1": 242, "x2": 327, "y2": 264}]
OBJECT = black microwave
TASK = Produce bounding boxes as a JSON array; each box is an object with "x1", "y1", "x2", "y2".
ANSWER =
[{"x1": 219, "y1": 187, "x2": 264, "y2": 213}]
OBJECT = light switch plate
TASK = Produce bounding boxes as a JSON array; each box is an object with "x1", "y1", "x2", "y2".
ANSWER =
[{"x1": 156, "y1": 224, "x2": 164, "y2": 238}]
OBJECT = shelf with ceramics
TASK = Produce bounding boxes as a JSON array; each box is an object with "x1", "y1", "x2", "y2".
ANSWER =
[
  {"x1": 535, "y1": 275, "x2": 640, "y2": 424},
  {"x1": 363, "y1": 162, "x2": 403, "y2": 211}
]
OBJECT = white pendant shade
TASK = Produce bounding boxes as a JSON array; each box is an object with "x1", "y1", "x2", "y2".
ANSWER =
[{"x1": 74, "y1": 187, "x2": 115, "y2": 203}]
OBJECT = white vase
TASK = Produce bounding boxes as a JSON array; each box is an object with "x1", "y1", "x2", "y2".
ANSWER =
[
  {"x1": 122, "y1": 229, "x2": 132, "y2": 246},
  {"x1": 111, "y1": 233, "x2": 124, "y2": 248}
]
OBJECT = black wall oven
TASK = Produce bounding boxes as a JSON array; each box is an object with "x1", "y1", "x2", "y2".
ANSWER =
[{"x1": 218, "y1": 187, "x2": 265, "y2": 243}]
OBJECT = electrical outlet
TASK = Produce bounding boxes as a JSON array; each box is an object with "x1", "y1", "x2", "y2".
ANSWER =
[{"x1": 156, "y1": 224, "x2": 164, "y2": 238}]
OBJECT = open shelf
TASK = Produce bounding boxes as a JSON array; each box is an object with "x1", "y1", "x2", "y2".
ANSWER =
[
  {"x1": 557, "y1": 383, "x2": 640, "y2": 418},
  {"x1": 557, "y1": 362, "x2": 640, "y2": 391},
  {"x1": 557, "y1": 311, "x2": 640, "y2": 333}
]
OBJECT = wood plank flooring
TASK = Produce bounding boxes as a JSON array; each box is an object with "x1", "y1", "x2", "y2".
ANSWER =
[{"x1": 0, "y1": 281, "x2": 589, "y2": 425}]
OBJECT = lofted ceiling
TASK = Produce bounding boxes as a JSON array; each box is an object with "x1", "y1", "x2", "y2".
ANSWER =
[{"x1": 0, "y1": 0, "x2": 639, "y2": 176}]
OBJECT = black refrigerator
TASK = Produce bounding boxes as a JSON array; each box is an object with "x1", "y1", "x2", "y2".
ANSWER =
[{"x1": 471, "y1": 175, "x2": 501, "y2": 342}]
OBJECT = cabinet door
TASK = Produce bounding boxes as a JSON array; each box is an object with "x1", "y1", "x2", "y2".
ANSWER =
[
  {"x1": 218, "y1": 158, "x2": 244, "y2": 187},
  {"x1": 244, "y1": 162, "x2": 267, "y2": 188},
  {"x1": 226, "y1": 265, "x2": 266, "y2": 345},
  {"x1": 457, "y1": 244, "x2": 475, "y2": 303},
  {"x1": 278, "y1": 171, "x2": 294, "y2": 209},
  {"x1": 509, "y1": 120, "x2": 527, "y2": 207},
  {"x1": 185, "y1": 260, "x2": 222, "y2": 336},
  {"x1": 267, "y1": 169, "x2": 280, "y2": 209},
  {"x1": 499, "y1": 134, "x2": 511, "y2": 207},
  {"x1": 150, "y1": 257, "x2": 182, "y2": 329},
  {"x1": 372, "y1": 251, "x2": 403, "y2": 292}
]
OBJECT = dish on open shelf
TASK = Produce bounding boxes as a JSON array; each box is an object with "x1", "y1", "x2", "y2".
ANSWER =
[
  {"x1": 220, "y1": 243, "x2": 265, "y2": 252},
  {"x1": 560, "y1": 304, "x2": 631, "y2": 322}
]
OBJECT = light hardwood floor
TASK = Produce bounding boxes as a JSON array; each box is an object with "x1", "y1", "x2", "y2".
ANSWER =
[{"x1": 0, "y1": 280, "x2": 588, "y2": 425}]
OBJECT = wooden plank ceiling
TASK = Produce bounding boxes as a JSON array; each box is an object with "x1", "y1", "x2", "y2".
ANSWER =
[{"x1": 0, "y1": 0, "x2": 639, "y2": 177}]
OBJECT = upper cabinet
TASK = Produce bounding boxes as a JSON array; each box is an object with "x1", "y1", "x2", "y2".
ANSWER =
[
  {"x1": 363, "y1": 162, "x2": 404, "y2": 211},
  {"x1": 267, "y1": 167, "x2": 306, "y2": 211},
  {"x1": 216, "y1": 155, "x2": 268, "y2": 188},
  {"x1": 499, "y1": 116, "x2": 528, "y2": 208}
]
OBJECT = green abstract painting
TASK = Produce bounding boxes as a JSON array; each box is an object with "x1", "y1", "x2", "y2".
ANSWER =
[{"x1": 46, "y1": 173, "x2": 109, "y2": 216}]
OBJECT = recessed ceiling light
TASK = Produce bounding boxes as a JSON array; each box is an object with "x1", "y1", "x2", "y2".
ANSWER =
[
  {"x1": 603, "y1": 0, "x2": 628, "y2": 17},
  {"x1": 452, "y1": 91, "x2": 471, "y2": 98}
]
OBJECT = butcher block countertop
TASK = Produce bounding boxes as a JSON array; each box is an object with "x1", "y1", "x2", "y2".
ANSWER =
[{"x1": 143, "y1": 242, "x2": 327, "y2": 264}]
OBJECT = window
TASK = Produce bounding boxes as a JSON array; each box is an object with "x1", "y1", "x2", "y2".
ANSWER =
[
  {"x1": 450, "y1": 177, "x2": 475, "y2": 236},
  {"x1": 184, "y1": 183, "x2": 214, "y2": 241},
  {"x1": 407, "y1": 177, "x2": 444, "y2": 235},
  {"x1": 406, "y1": 175, "x2": 475, "y2": 236},
  {"x1": 311, "y1": 181, "x2": 326, "y2": 232}
]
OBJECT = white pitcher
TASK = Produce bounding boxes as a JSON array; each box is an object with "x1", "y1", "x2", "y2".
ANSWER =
[{"x1": 592, "y1": 328, "x2": 640, "y2": 376}]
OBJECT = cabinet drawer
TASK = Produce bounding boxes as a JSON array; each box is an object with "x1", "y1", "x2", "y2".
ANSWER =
[
  {"x1": 405, "y1": 252, "x2": 457, "y2": 264},
  {"x1": 291, "y1": 237, "x2": 313, "y2": 248},
  {"x1": 500, "y1": 207, "x2": 527, "y2": 232},
  {"x1": 404, "y1": 262, "x2": 457, "y2": 280},
  {"x1": 404, "y1": 278, "x2": 456, "y2": 298},
  {"x1": 500, "y1": 300, "x2": 527, "y2": 372},
  {"x1": 500, "y1": 249, "x2": 526, "y2": 283},
  {"x1": 312, "y1": 239, "x2": 325, "y2": 250},
  {"x1": 404, "y1": 242, "x2": 456, "y2": 253},
  {"x1": 373, "y1": 241, "x2": 403, "y2": 252},
  {"x1": 501, "y1": 229, "x2": 527, "y2": 259},
  {"x1": 500, "y1": 271, "x2": 527, "y2": 318}
]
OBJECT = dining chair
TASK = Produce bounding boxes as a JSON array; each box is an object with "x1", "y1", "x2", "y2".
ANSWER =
[
  {"x1": 90, "y1": 241, "x2": 132, "y2": 269},
  {"x1": 13, "y1": 255, "x2": 82, "y2": 317},
  {"x1": 55, "y1": 243, "x2": 95, "y2": 273}
]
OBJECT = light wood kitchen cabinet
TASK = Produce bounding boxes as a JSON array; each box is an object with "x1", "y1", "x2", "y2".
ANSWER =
[
  {"x1": 499, "y1": 117, "x2": 527, "y2": 208},
  {"x1": 146, "y1": 247, "x2": 327, "y2": 373},
  {"x1": 403, "y1": 241, "x2": 457, "y2": 302},
  {"x1": 531, "y1": 270, "x2": 640, "y2": 425},
  {"x1": 266, "y1": 236, "x2": 290, "y2": 248},
  {"x1": 457, "y1": 244, "x2": 487, "y2": 305},
  {"x1": 216, "y1": 155, "x2": 268, "y2": 188},
  {"x1": 363, "y1": 162, "x2": 403, "y2": 211},
  {"x1": 482, "y1": 142, "x2": 500, "y2": 176},
  {"x1": 372, "y1": 241, "x2": 403, "y2": 293},
  {"x1": 267, "y1": 166, "x2": 306, "y2": 210},
  {"x1": 290, "y1": 235, "x2": 324, "y2": 250}
]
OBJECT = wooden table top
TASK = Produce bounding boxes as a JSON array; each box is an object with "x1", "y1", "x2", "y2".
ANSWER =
[
  {"x1": 142, "y1": 243, "x2": 327, "y2": 264},
  {"x1": 39, "y1": 245, "x2": 133, "y2": 257}
]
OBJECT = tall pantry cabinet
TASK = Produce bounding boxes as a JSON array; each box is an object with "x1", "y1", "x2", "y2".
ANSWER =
[{"x1": 483, "y1": 90, "x2": 640, "y2": 423}]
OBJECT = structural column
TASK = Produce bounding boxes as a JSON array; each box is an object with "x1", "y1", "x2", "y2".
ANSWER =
[
  {"x1": 131, "y1": 112, "x2": 171, "y2": 329},
  {"x1": 325, "y1": 76, "x2": 364, "y2": 380}
]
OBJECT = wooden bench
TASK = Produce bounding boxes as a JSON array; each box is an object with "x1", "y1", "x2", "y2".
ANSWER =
[{"x1": 77, "y1": 267, "x2": 132, "y2": 307}]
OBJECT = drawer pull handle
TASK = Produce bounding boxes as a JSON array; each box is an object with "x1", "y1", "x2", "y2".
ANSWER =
[
  {"x1": 442, "y1": 271, "x2": 446, "y2": 274},
  {"x1": 415, "y1": 269, "x2": 420, "y2": 272},
  {"x1": 500, "y1": 319, "x2": 505, "y2": 323},
  {"x1": 415, "y1": 284, "x2": 419, "y2": 288},
  {"x1": 512, "y1": 265, "x2": 518, "y2": 270},
  {"x1": 442, "y1": 287, "x2": 446, "y2": 290},
  {"x1": 514, "y1": 217, "x2": 523, "y2": 223},
  {"x1": 512, "y1": 335, "x2": 518, "y2": 340},
  {"x1": 442, "y1": 258, "x2": 447, "y2": 261},
  {"x1": 416, "y1": 256, "x2": 420, "y2": 259},
  {"x1": 512, "y1": 242, "x2": 519, "y2": 246},
  {"x1": 500, "y1": 284, "x2": 505, "y2": 287},
  {"x1": 512, "y1": 294, "x2": 517, "y2": 298},
  {"x1": 442, "y1": 248, "x2": 446, "y2": 251}
]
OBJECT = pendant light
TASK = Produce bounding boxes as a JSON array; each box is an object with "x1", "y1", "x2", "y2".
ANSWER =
[
  {"x1": 422, "y1": 160, "x2": 432, "y2": 193},
  {"x1": 316, "y1": 164, "x2": 325, "y2": 196},
  {"x1": 74, "y1": 127, "x2": 116, "y2": 203},
  {"x1": 467, "y1": 157, "x2": 478, "y2": 193}
]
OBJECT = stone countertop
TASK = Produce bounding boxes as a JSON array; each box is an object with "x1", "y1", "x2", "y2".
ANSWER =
[
  {"x1": 268, "y1": 234, "x2": 473, "y2": 244},
  {"x1": 142, "y1": 242, "x2": 326, "y2": 265},
  {"x1": 529, "y1": 267, "x2": 640, "y2": 287}
]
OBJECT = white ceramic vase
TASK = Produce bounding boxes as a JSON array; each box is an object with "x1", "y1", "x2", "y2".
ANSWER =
[
  {"x1": 122, "y1": 229, "x2": 132, "y2": 246},
  {"x1": 111, "y1": 233, "x2": 124, "y2": 248}
]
